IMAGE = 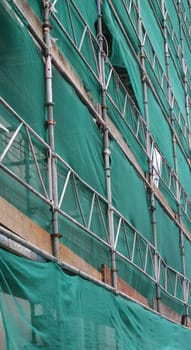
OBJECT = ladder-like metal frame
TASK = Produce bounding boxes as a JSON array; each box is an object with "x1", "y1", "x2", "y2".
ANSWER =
[
  {"x1": 1, "y1": 92, "x2": 191, "y2": 311},
  {"x1": 1, "y1": 0, "x2": 191, "y2": 318}
]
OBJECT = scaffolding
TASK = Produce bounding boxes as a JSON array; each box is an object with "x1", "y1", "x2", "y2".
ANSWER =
[{"x1": 1, "y1": 0, "x2": 191, "y2": 348}]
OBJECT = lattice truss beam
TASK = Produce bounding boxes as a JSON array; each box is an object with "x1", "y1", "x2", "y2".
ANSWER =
[
  {"x1": 49, "y1": 0, "x2": 191, "y2": 222},
  {"x1": 1, "y1": 0, "x2": 191, "y2": 310},
  {"x1": 1, "y1": 94, "x2": 191, "y2": 307}
]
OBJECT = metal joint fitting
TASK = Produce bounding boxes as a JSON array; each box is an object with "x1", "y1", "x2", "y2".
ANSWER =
[
  {"x1": 51, "y1": 233, "x2": 62, "y2": 239},
  {"x1": 52, "y1": 152, "x2": 57, "y2": 160},
  {"x1": 142, "y1": 72, "x2": 148, "y2": 83},
  {"x1": 45, "y1": 101, "x2": 55, "y2": 107},
  {"x1": 150, "y1": 205, "x2": 156, "y2": 212},
  {"x1": 43, "y1": 0, "x2": 50, "y2": 8},
  {"x1": 43, "y1": 24, "x2": 52, "y2": 31},
  {"x1": 101, "y1": 50, "x2": 107, "y2": 59},
  {"x1": 102, "y1": 103, "x2": 108, "y2": 110},
  {"x1": 97, "y1": 33, "x2": 103, "y2": 41},
  {"x1": 111, "y1": 267, "x2": 118, "y2": 272},
  {"x1": 103, "y1": 148, "x2": 111, "y2": 157},
  {"x1": 140, "y1": 52, "x2": 146, "y2": 59},
  {"x1": 102, "y1": 87, "x2": 107, "y2": 94},
  {"x1": 46, "y1": 119, "x2": 56, "y2": 125},
  {"x1": 47, "y1": 148, "x2": 51, "y2": 157}
]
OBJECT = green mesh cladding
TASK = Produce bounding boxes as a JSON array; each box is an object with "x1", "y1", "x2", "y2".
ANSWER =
[
  {"x1": 53, "y1": 67, "x2": 106, "y2": 197},
  {"x1": 155, "y1": 200, "x2": 182, "y2": 273},
  {"x1": 102, "y1": 1, "x2": 144, "y2": 116},
  {"x1": 140, "y1": 1, "x2": 165, "y2": 71},
  {"x1": 1, "y1": 2, "x2": 191, "y2": 348},
  {"x1": 50, "y1": 0, "x2": 102, "y2": 103},
  {"x1": 0, "y1": 2, "x2": 46, "y2": 139},
  {"x1": 0, "y1": 3, "x2": 52, "y2": 232},
  {"x1": 165, "y1": 0, "x2": 180, "y2": 41},
  {"x1": 2, "y1": 248, "x2": 191, "y2": 350},
  {"x1": 176, "y1": 144, "x2": 191, "y2": 199},
  {"x1": 110, "y1": 140, "x2": 152, "y2": 243}
]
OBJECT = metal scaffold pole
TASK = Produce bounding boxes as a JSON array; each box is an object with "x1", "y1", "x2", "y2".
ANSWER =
[
  {"x1": 137, "y1": 0, "x2": 161, "y2": 312},
  {"x1": 177, "y1": 0, "x2": 191, "y2": 151},
  {"x1": 96, "y1": 0, "x2": 117, "y2": 290},
  {"x1": 42, "y1": 0, "x2": 60, "y2": 259},
  {"x1": 162, "y1": 0, "x2": 188, "y2": 326},
  {"x1": 177, "y1": 0, "x2": 191, "y2": 137},
  {"x1": 176, "y1": 0, "x2": 189, "y2": 326}
]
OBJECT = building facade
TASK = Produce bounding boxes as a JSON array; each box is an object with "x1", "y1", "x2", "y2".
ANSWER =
[{"x1": 1, "y1": 0, "x2": 191, "y2": 348}]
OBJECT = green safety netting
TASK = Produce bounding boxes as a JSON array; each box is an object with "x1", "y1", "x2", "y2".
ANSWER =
[
  {"x1": 17, "y1": 0, "x2": 102, "y2": 103},
  {"x1": 147, "y1": 88, "x2": 174, "y2": 169},
  {"x1": 26, "y1": 0, "x2": 42, "y2": 19},
  {"x1": 182, "y1": 212, "x2": 191, "y2": 236},
  {"x1": 169, "y1": 59, "x2": 186, "y2": 117},
  {"x1": 26, "y1": 0, "x2": 98, "y2": 38},
  {"x1": 184, "y1": 236, "x2": 191, "y2": 304},
  {"x1": 0, "y1": 3, "x2": 52, "y2": 231},
  {"x1": 150, "y1": 1, "x2": 163, "y2": 26},
  {"x1": 106, "y1": 95, "x2": 148, "y2": 172},
  {"x1": 173, "y1": 119, "x2": 190, "y2": 160},
  {"x1": 110, "y1": 140, "x2": 152, "y2": 242},
  {"x1": 116, "y1": 256, "x2": 156, "y2": 308},
  {"x1": 176, "y1": 144, "x2": 191, "y2": 199},
  {"x1": 140, "y1": 1, "x2": 165, "y2": 71},
  {"x1": 73, "y1": 0, "x2": 98, "y2": 35},
  {"x1": 160, "y1": 290, "x2": 185, "y2": 318},
  {"x1": 58, "y1": 213, "x2": 111, "y2": 271},
  {"x1": 27, "y1": 0, "x2": 98, "y2": 35},
  {"x1": 155, "y1": 200, "x2": 182, "y2": 274},
  {"x1": 50, "y1": 1, "x2": 101, "y2": 103},
  {"x1": 102, "y1": 1, "x2": 144, "y2": 115},
  {"x1": 1, "y1": 248, "x2": 191, "y2": 350},
  {"x1": 106, "y1": 0, "x2": 140, "y2": 52},
  {"x1": 0, "y1": 2, "x2": 46, "y2": 139},
  {"x1": 167, "y1": 35, "x2": 182, "y2": 83},
  {"x1": 165, "y1": 0, "x2": 180, "y2": 41},
  {"x1": 53, "y1": 67, "x2": 106, "y2": 196},
  {"x1": 182, "y1": 31, "x2": 191, "y2": 76},
  {"x1": 158, "y1": 176, "x2": 178, "y2": 214},
  {"x1": 183, "y1": 0, "x2": 191, "y2": 16},
  {"x1": 144, "y1": 58, "x2": 169, "y2": 115},
  {"x1": 0, "y1": 2, "x2": 106, "y2": 225},
  {"x1": 1, "y1": 1, "x2": 191, "y2": 341}
]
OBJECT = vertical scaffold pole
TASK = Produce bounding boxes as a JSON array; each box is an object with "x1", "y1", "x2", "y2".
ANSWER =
[
  {"x1": 187, "y1": 0, "x2": 191, "y2": 149},
  {"x1": 161, "y1": 1, "x2": 178, "y2": 172},
  {"x1": 177, "y1": 0, "x2": 191, "y2": 136},
  {"x1": 96, "y1": 0, "x2": 117, "y2": 290},
  {"x1": 177, "y1": 0, "x2": 189, "y2": 326},
  {"x1": 162, "y1": 0, "x2": 188, "y2": 325},
  {"x1": 176, "y1": 0, "x2": 189, "y2": 151},
  {"x1": 137, "y1": 0, "x2": 160, "y2": 312},
  {"x1": 43, "y1": 0, "x2": 60, "y2": 259}
]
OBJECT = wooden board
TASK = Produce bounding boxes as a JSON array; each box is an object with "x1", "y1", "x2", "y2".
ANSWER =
[{"x1": 0, "y1": 196, "x2": 101, "y2": 280}]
